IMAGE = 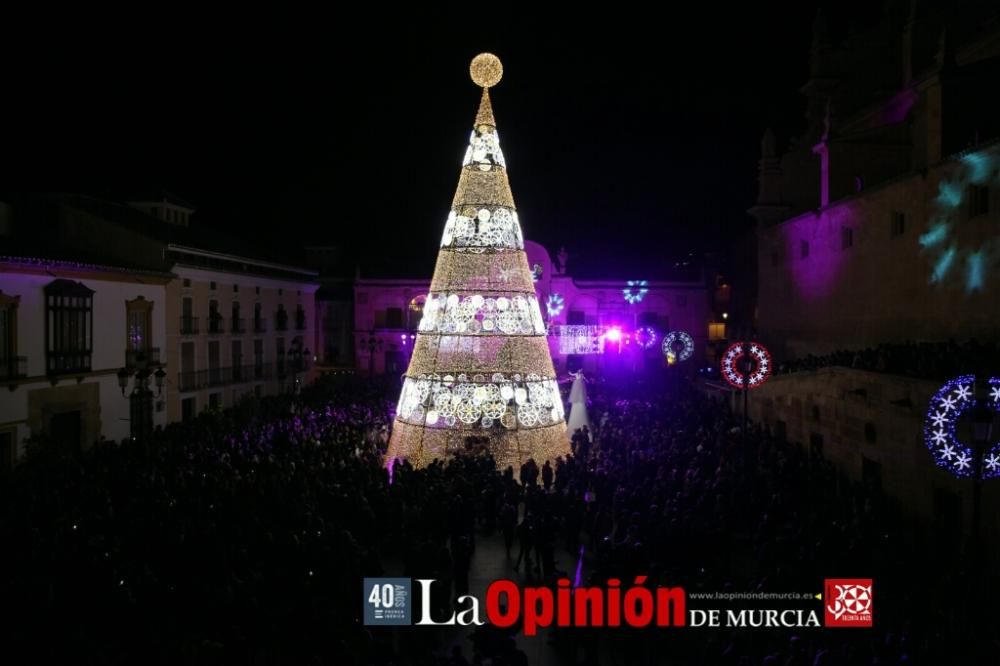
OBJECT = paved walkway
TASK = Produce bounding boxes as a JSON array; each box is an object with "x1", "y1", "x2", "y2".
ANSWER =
[{"x1": 442, "y1": 529, "x2": 580, "y2": 664}]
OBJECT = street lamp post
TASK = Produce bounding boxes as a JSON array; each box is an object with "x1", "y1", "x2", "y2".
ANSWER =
[
  {"x1": 117, "y1": 365, "x2": 166, "y2": 441},
  {"x1": 291, "y1": 346, "x2": 312, "y2": 394},
  {"x1": 740, "y1": 340, "x2": 752, "y2": 476},
  {"x1": 971, "y1": 400, "x2": 993, "y2": 546},
  {"x1": 359, "y1": 330, "x2": 383, "y2": 376}
]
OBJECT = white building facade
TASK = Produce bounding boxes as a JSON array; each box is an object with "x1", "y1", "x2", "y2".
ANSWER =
[{"x1": 0, "y1": 257, "x2": 171, "y2": 468}]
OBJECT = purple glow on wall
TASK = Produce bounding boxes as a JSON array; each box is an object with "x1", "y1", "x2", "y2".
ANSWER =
[
  {"x1": 880, "y1": 87, "x2": 918, "y2": 125},
  {"x1": 783, "y1": 203, "x2": 858, "y2": 300}
]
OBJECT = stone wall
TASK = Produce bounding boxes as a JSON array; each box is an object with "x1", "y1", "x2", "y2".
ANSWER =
[
  {"x1": 757, "y1": 142, "x2": 1000, "y2": 359},
  {"x1": 747, "y1": 367, "x2": 1000, "y2": 549}
]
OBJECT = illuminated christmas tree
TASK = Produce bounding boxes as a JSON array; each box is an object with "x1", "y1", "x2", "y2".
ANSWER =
[{"x1": 386, "y1": 53, "x2": 569, "y2": 469}]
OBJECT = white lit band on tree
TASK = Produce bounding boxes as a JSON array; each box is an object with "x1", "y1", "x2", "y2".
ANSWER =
[{"x1": 386, "y1": 54, "x2": 569, "y2": 470}]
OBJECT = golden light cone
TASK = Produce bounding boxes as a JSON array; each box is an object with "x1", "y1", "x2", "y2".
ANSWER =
[{"x1": 386, "y1": 54, "x2": 569, "y2": 470}]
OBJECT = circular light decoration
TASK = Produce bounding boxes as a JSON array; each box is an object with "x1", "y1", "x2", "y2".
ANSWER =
[
  {"x1": 546, "y1": 293, "x2": 565, "y2": 318},
  {"x1": 470, "y1": 52, "x2": 503, "y2": 88},
  {"x1": 721, "y1": 341, "x2": 771, "y2": 389},
  {"x1": 623, "y1": 280, "x2": 649, "y2": 304},
  {"x1": 634, "y1": 326, "x2": 657, "y2": 350},
  {"x1": 923, "y1": 375, "x2": 1000, "y2": 479},
  {"x1": 662, "y1": 330, "x2": 694, "y2": 363}
]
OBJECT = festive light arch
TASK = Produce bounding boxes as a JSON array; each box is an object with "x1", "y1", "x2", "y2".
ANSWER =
[
  {"x1": 546, "y1": 293, "x2": 565, "y2": 318},
  {"x1": 662, "y1": 330, "x2": 694, "y2": 363},
  {"x1": 721, "y1": 341, "x2": 771, "y2": 389},
  {"x1": 923, "y1": 375, "x2": 1000, "y2": 479},
  {"x1": 634, "y1": 326, "x2": 657, "y2": 350},
  {"x1": 623, "y1": 280, "x2": 649, "y2": 304}
]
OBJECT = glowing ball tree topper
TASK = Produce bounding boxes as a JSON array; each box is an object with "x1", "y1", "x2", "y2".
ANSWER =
[
  {"x1": 923, "y1": 375, "x2": 1000, "y2": 479},
  {"x1": 721, "y1": 341, "x2": 771, "y2": 389},
  {"x1": 623, "y1": 280, "x2": 649, "y2": 304},
  {"x1": 662, "y1": 330, "x2": 694, "y2": 363}
]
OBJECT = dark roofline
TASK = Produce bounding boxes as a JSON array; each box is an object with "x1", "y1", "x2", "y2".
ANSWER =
[
  {"x1": 127, "y1": 189, "x2": 197, "y2": 210},
  {"x1": 0, "y1": 254, "x2": 176, "y2": 280}
]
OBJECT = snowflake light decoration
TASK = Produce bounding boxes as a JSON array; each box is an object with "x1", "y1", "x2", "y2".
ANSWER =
[
  {"x1": 546, "y1": 293, "x2": 565, "y2": 318},
  {"x1": 721, "y1": 341, "x2": 771, "y2": 389},
  {"x1": 923, "y1": 375, "x2": 1000, "y2": 479},
  {"x1": 623, "y1": 280, "x2": 649, "y2": 304},
  {"x1": 662, "y1": 330, "x2": 694, "y2": 363},
  {"x1": 634, "y1": 326, "x2": 657, "y2": 350}
]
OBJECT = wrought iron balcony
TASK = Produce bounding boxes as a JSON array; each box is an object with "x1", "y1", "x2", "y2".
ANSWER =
[
  {"x1": 125, "y1": 347, "x2": 161, "y2": 369},
  {"x1": 47, "y1": 351, "x2": 92, "y2": 375},
  {"x1": 295, "y1": 315, "x2": 307, "y2": 331},
  {"x1": 0, "y1": 356, "x2": 27, "y2": 380},
  {"x1": 231, "y1": 317, "x2": 246, "y2": 334},
  {"x1": 253, "y1": 318, "x2": 268, "y2": 334},
  {"x1": 207, "y1": 315, "x2": 225, "y2": 335},
  {"x1": 178, "y1": 364, "x2": 272, "y2": 391}
]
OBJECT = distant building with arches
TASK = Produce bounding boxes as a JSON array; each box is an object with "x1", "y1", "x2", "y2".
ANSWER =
[{"x1": 344, "y1": 240, "x2": 710, "y2": 376}]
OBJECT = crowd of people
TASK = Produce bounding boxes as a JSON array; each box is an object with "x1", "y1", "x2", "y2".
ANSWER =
[
  {"x1": 776, "y1": 339, "x2": 1000, "y2": 380},
  {"x1": 0, "y1": 373, "x2": 993, "y2": 664}
]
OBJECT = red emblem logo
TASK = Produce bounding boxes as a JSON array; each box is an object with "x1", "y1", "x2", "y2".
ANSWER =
[{"x1": 824, "y1": 579, "x2": 873, "y2": 627}]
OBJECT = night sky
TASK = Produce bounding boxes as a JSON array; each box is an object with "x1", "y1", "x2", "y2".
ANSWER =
[{"x1": 3, "y1": 5, "x2": 878, "y2": 278}]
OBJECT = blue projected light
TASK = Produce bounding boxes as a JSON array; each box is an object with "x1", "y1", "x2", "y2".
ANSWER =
[
  {"x1": 962, "y1": 153, "x2": 991, "y2": 184},
  {"x1": 931, "y1": 246, "x2": 957, "y2": 283},
  {"x1": 918, "y1": 222, "x2": 948, "y2": 248},
  {"x1": 936, "y1": 181, "x2": 963, "y2": 208},
  {"x1": 966, "y1": 251, "x2": 985, "y2": 292},
  {"x1": 920, "y1": 147, "x2": 998, "y2": 291}
]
